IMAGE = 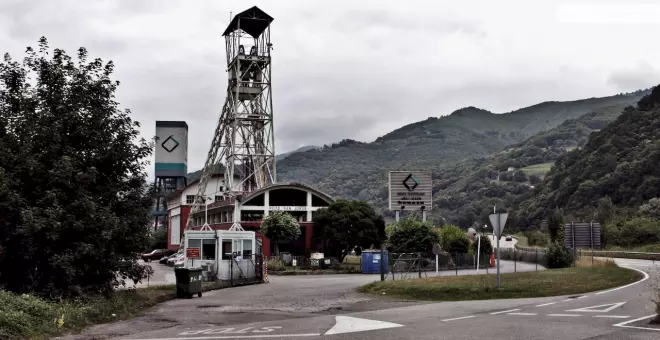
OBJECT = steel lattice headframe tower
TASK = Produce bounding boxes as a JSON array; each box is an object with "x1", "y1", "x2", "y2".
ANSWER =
[{"x1": 185, "y1": 6, "x2": 276, "y2": 230}]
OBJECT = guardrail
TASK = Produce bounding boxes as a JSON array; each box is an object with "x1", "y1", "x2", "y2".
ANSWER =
[{"x1": 578, "y1": 250, "x2": 660, "y2": 261}]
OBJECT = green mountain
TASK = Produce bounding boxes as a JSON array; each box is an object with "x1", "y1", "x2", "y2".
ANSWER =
[
  {"x1": 277, "y1": 90, "x2": 648, "y2": 214},
  {"x1": 276, "y1": 145, "x2": 319, "y2": 161},
  {"x1": 184, "y1": 146, "x2": 318, "y2": 183},
  {"x1": 518, "y1": 85, "x2": 660, "y2": 227},
  {"x1": 432, "y1": 92, "x2": 649, "y2": 228}
]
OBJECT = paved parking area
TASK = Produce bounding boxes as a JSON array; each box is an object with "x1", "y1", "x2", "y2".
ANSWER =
[{"x1": 135, "y1": 260, "x2": 176, "y2": 287}]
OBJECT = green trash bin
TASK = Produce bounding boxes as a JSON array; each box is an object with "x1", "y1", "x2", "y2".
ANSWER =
[
  {"x1": 174, "y1": 267, "x2": 203, "y2": 299},
  {"x1": 319, "y1": 258, "x2": 331, "y2": 269}
]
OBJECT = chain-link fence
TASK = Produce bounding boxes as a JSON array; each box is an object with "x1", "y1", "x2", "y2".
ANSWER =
[
  {"x1": 499, "y1": 247, "x2": 547, "y2": 270},
  {"x1": 386, "y1": 252, "x2": 492, "y2": 280}
]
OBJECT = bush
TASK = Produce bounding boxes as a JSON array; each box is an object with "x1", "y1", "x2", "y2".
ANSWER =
[
  {"x1": 523, "y1": 230, "x2": 549, "y2": 247},
  {"x1": 604, "y1": 217, "x2": 660, "y2": 248},
  {"x1": 546, "y1": 242, "x2": 574, "y2": 269},
  {"x1": 439, "y1": 225, "x2": 470, "y2": 254},
  {"x1": 266, "y1": 259, "x2": 286, "y2": 271},
  {"x1": 389, "y1": 217, "x2": 440, "y2": 253}
]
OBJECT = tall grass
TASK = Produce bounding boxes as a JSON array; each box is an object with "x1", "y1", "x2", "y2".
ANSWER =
[
  {"x1": 0, "y1": 282, "x2": 226, "y2": 340},
  {"x1": 575, "y1": 256, "x2": 617, "y2": 268}
]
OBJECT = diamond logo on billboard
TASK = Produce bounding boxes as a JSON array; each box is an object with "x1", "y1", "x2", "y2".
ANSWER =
[
  {"x1": 161, "y1": 135, "x2": 180, "y2": 153},
  {"x1": 402, "y1": 173, "x2": 419, "y2": 191}
]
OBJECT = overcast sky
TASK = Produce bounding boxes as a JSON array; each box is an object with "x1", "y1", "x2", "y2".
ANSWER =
[{"x1": 1, "y1": 0, "x2": 660, "y2": 177}]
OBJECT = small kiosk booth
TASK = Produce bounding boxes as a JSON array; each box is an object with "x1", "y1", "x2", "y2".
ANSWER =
[{"x1": 183, "y1": 224, "x2": 263, "y2": 285}]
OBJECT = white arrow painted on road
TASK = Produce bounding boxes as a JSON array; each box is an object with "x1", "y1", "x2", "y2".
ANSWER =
[
  {"x1": 566, "y1": 302, "x2": 626, "y2": 313},
  {"x1": 324, "y1": 316, "x2": 403, "y2": 335}
]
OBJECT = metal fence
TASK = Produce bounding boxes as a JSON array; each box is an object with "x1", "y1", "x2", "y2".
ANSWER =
[
  {"x1": 266, "y1": 255, "x2": 343, "y2": 269},
  {"x1": 500, "y1": 247, "x2": 547, "y2": 270},
  {"x1": 386, "y1": 252, "x2": 492, "y2": 280},
  {"x1": 229, "y1": 253, "x2": 264, "y2": 286}
]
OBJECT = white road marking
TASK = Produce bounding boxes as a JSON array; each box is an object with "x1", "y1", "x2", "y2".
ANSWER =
[
  {"x1": 566, "y1": 302, "x2": 626, "y2": 313},
  {"x1": 594, "y1": 266, "x2": 649, "y2": 295},
  {"x1": 507, "y1": 312, "x2": 538, "y2": 316},
  {"x1": 548, "y1": 314, "x2": 582, "y2": 317},
  {"x1": 536, "y1": 302, "x2": 557, "y2": 307},
  {"x1": 594, "y1": 315, "x2": 630, "y2": 319},
  {"x1": 180, "y1": 327, "x2": 283, "y2": 336},
  {"x1": 124, "y1": 334, "x2": 321, "y2": 340},
  {"x1": 490, "y1": 309, "x2": 521, "y2": 315},
  {"x1": 577, "y1": 295, "x2": 588, "y2": 299},
  {"x1": 325, "y1": 316, "x2": 403, "y2": 335},
  {"x1": 561, "y1": 299, "x2": 573, "y2": 302},
  {"x1": 442, "y1": 316, "x2": 475, "y2": 322},
  {"x1": 613, "y1": 314, "x2": 660, "y2": 332}
]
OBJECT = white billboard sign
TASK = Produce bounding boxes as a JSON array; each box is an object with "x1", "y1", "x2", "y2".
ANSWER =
[{"x1": 388, "y1": 171, "x2": 433, "y2": 211}]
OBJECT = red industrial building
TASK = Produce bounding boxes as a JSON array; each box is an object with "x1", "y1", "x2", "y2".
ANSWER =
[{"x1": 165, "y1": 174, "x2": 334, "y2": 257}]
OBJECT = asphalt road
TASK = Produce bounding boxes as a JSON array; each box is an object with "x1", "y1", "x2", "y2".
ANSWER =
[{"x1": 58, "y1": 259, "x2": 658, "y2": 340}]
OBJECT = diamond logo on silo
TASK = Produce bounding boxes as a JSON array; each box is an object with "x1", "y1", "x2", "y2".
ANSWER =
[
  {"x1": 161, "y1": 135, "x2": 180, "y2": 153},
  {"x1": 402, "y1": 173, "x2": 419, "y2": 191}
]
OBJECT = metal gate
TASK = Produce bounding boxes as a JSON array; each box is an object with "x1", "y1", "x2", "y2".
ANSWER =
[{"x1": 229, "y1": 253, "x2": 264, "y2": 286}]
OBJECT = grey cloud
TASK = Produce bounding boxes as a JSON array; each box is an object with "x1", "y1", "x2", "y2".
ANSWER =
[
  {"x1": 2, "y1": 0, "x2": 659, "y2": 175},
  {"x1": 607, "y1": 61, "x2": 660, "y2": 92}
]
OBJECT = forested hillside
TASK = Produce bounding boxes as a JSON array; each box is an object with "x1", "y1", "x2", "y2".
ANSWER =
[
  {"x1": 277, "y1": 90, "x2": 648, "y2": 214},
  {"x1": 431, "y1": 98, "x2": 646, "y2": 228},
  {"x1": 519, "y1": 85, "x2": 660, "y2": 226}
]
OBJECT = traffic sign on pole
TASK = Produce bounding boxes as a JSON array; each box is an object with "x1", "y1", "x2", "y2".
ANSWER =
[
  {"x1": 489, "y1": 213, "x2": 508, "y2": 238},
  {"x1": 489, "y1": 212, "x2": 509, "y2": 289}
]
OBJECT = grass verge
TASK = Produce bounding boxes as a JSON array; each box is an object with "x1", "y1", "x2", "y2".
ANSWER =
[
  {"x1": 0, "y1": 281, "x2": 228, "y2": 340},
  {"x1": 359, "y1": 266, "x2": 641, "y2": 302},
  {"x1": 580, "y1": 250, "x2": 660, "y2": 261}
]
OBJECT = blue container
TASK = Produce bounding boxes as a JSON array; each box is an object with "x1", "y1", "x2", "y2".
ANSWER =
[{"x1": 361, "y1": 250, "x2": 389, "y2": 274}]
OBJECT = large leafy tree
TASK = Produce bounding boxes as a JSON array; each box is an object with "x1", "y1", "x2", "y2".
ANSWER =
[
  {"x1": 388, "y1": 216, "x2": 439, "y2": 253},
  {"x1": 260, "y1": 211, "x2": 301, "y2": 256},
  {"x1": 0, "y1": 38, "x2": 154, "y2": 298},
  {"x1": 313, "y1": 199, "x2": 386, "y2": 259}
]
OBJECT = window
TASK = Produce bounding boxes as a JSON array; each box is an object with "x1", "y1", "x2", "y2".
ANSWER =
[
  {"x1": 170, "y1": 215, "x2": 181, "y2": 245},
  {"x1": 202, "y1": 239, "x2": 216, "y2": 260},
  {"x1": 215, "y1": 196, "x2": 223, "y2": 202},
  {"x1": 186, "y1": 195, "x2": 195, "y2": 204},
  {"x1": 188, "y1": 239, "x2": 201, "y2": 248},
  {"x1": 221, "y1": 240, "x2": 232, "y2": 260},
  {"x1": 242, "y1": 239, "x2": 253, "y2": 257}
]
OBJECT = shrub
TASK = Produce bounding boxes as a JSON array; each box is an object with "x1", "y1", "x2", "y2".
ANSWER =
[
  {"x1": 523, "y1": 230, "x2": 549, "y2": 247},
  {"x1": 389, "y1": 217, "x2": 440, "y2": 253},
  {"x1": 266, "y1": 259, "x2": 286, "y2": 271},
  {"x1": 439, "y1": 225, "x2": 470, "y2": 254},
  {"x1": 546, "y1": 242, "x2": 574, "y2": 269}
]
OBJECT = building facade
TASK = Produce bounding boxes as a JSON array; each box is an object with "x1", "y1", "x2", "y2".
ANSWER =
[{"x1": 166, "y1": 178, "x2": 334, "y2": 257}]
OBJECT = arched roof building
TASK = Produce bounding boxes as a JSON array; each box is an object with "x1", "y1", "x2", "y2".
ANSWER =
[{"x1": 166, "y1": 179, "x2": 335, "y2": 257}]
